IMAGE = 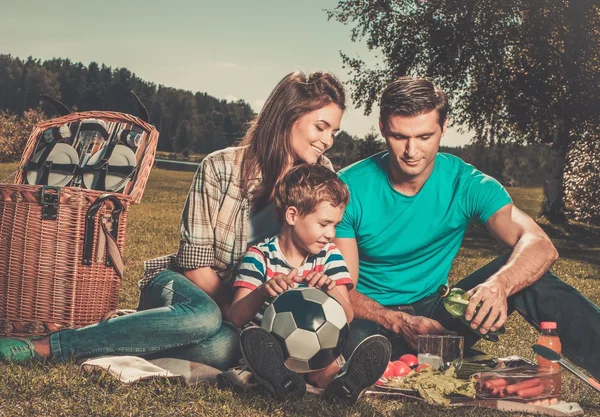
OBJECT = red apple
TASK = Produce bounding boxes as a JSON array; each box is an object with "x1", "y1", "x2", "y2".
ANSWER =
[
  {"x1": 398, "y1": 353, "x2": 418, "y2": 368},
  {"x1": 392, "y1": 360, "x2": 412, "y2": 377},
  {"x1": 416, "y1": 364, "x2": 431, "y2": 373},
  {"x1": 382, "y1": 361, "x2": 396, "y2": 379}
]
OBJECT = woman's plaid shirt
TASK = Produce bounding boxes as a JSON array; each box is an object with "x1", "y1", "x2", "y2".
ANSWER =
[{"x1": 140, "y1": 146, "x2": 333, "y2": 290}]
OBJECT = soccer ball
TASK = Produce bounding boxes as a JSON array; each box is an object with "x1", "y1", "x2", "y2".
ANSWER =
[{"x1": 261, "y1": 287, "x2": 349, "y2": 373}]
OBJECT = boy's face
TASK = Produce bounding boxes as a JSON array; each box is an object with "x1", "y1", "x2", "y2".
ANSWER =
[{"x1": 287, "y1": 201, "x2": 345, "y2": 255}]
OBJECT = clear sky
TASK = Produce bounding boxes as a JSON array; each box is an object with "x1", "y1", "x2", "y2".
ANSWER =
[{"x1": 0, "y1": 0, "x2": 471, "y2": 146}]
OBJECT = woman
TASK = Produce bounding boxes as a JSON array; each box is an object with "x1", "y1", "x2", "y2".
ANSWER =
[{"x1": 0, "y1": 70, "x2": 346, "y2": 370}]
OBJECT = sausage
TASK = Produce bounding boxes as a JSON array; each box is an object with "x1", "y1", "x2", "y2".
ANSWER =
[
  {"x1": 484, "y1": 378, "x2": 508, "y2": 390},
  {"x1": 516, "y1": 383, "x2": 545, "y2": 398},
  {"x1": 505, "y1": 377, "x2": 542, "y2": 394}
]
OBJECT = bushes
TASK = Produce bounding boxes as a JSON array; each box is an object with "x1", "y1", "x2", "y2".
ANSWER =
[
  {"x1": 564, "y1": 135, "x2": 600, "y2": 224},
  {"x1": 0, "y1": 109, "x2": 46, "y2": 163}
]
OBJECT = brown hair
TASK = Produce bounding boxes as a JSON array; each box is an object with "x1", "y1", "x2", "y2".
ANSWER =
[
  {"x1": 379, "y1": 76, "x2": 449, "y2": 129},
  {"x1": 240, "y1": 70, "x2": 346, "y2": 212},
  {"x1": 274, "y1": 164, "x2": 350, "y2": 224}
]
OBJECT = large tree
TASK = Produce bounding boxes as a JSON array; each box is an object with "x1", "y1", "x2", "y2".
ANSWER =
[{"x1": 328, "y1": 0, "x2": 600, "y2": 221}]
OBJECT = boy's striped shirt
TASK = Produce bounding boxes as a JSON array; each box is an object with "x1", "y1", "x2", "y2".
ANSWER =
[{"x1": 234, "y1": 236, "x2": 354, "y2": 290}]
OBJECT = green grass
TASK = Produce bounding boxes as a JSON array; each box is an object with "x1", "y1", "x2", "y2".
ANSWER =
[{"x1": 1, "y1": 164, "x2": 600, "y2": 416}]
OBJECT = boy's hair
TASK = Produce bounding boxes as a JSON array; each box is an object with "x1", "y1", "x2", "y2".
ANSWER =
[
  {"x1": 379, "y1": 76, "x2": 449, "y2": 129},
  {"x1": 274, "y1": 164, "x2": 350, "y2": 224}
]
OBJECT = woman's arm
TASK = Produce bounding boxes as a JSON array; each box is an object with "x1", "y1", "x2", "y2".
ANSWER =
[{"x1": 184, "y1": 267, "x2": 233, "y2": 318}]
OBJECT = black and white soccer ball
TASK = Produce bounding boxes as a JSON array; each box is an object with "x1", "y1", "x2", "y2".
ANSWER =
[{"x1": 261, "y1": 287, "x2": 349, "y2": 373}]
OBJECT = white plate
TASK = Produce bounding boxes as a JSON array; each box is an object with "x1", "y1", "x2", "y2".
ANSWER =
[
  {"x1": 82, "y1": 144, "x2": 137, "y2": 192},
  {"x1": 26, "y1": 143, "x2": 80, "y2": 186}
]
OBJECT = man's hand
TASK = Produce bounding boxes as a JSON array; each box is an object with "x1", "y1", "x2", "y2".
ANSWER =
[
  {"x1": 261, "y1": 269, "x2": 298, "y2": 297},
  {"x1": 385, "y1": 311, "x2": 453, "y2": 350},
  {"x1": 465, "y1": 279, "x2": 509, "y2": 334},
  {"x1": 294, "y1": 271, "x2": 336, "y2": 291}
]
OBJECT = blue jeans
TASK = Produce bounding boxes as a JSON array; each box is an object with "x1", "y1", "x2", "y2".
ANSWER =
[
  {"x1": 344, "y1": 254, "x2": 600, "y2": 380},
  {"x1": 49, "y1": 269, "x2": 240, "y2": 370}
]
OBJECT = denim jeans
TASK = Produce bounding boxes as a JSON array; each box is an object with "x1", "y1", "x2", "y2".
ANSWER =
[
  {"x1": 49, "y1": 269, "x2": 241, "y2": 370},
  {"x1": 344, "y1": 254, "x2": 600, "y2": 380}
]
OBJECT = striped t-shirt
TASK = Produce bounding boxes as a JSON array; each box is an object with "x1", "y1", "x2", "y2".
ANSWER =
[{"x1": 233, "y1": 236, "x2": 354, "y2": 291}]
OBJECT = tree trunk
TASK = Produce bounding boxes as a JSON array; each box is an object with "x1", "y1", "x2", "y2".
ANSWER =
[{"x1": 542, "y1": 120, "x2": 568, "y2": 223}]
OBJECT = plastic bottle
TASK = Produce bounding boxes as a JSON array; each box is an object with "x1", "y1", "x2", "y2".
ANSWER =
[
  {"x1": 537, "y1": 321, "x2": 562, "y2": 395},
  {"x1": 437, "y1": 285, "x2": 505, "y2": 342}
]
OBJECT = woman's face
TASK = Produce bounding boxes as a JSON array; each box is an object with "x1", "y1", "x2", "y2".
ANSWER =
[{"x1": 289, "y1": 102, "x2": 343, "y2": 164}]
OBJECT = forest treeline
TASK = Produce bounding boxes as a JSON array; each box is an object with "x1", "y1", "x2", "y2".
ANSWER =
[{"x1": 0, "y1": 55, "x2": 255, "y2": 154}]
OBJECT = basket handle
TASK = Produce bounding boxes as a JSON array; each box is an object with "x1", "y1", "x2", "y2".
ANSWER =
[{"x1": 83, "y1": 194, "x2": 124, "y2": 269}]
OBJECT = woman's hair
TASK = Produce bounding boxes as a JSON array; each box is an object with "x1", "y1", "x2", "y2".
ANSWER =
[
  {"x1": 274, "y1": 163, "x2": 350, "y2": 224},
  {"x1": 240, "y1": 70, "x2": 345, "y2": 211}
]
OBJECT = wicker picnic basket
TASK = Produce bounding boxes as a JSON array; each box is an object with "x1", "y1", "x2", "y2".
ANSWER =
[{"x1": 0, "y1": 101, "x2": 159, "y2": 337}]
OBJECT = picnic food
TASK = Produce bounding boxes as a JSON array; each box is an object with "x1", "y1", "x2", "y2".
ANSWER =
[
  {"x1": 392, "y1": 360, "x2": 412, "y2": 376},
  {"x1": 398, "y1": 353, "x2": 418, "y2": 367},
  {"x1": 384, "y1": 365, "x2": 476, "y2": 406},
  {"x1": 437, "y1": 285, "x2": 506, "y2": 342},
  {"x1": 475, "y1": 367, "x2": 560, "y2": 400}
]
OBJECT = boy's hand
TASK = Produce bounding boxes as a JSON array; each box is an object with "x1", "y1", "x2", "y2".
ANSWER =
[
  {"x1": 262, "y1": 269, "x2": 298, "y2": 297},
  {"x1": 296, "y1": 271, "x2": 336, "y2": 291}
]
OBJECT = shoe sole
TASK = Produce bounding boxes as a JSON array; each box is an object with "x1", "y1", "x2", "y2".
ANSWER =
[
  {"x1": 323, "y1": 335, "x2": 391, "y2": 405},
  {"x1": 240, "y1": 327, "x2": 306, "y2": 401}
]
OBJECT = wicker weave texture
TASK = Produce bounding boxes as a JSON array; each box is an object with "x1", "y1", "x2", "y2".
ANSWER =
[{"x1": 0, "y1": 111, "x2": 158, "y2": 336}]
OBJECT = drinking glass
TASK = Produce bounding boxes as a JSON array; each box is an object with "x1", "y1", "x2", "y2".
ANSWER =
[{"x1": 417, "y1": 335, "x2": 464, "y2": 371}]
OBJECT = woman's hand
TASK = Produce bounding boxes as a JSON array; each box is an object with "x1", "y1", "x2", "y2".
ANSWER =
[{"x1": 261, "y1": 269, "x2": 298, "y2": 297}]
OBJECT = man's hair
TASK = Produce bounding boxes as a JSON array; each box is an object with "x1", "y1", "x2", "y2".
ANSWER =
[
  {"x1": 274, "y1": 164, "x2": 350, "y2": 224},
  {"x1": 379, "y1": 76, "x2": 449, "y2": 129}
]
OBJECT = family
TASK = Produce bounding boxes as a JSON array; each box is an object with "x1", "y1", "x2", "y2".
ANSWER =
[{"x1": 1, "y1": 71, "x2": 600, "y2": 405}]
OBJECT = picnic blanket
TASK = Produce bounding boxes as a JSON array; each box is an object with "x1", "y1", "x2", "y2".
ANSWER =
[{"x1": 80, "y1": 355, "x2": 324, "y2": 395}]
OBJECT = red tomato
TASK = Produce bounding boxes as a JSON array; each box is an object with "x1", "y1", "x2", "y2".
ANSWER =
[
  {"x1": 382, "y1": 361, "x2": 396, "y2": 379},
  {"x1": 392, "y1": 360, "x2": 412, "y2": 377},
  {"x1": 415, "y1": 364, "x2": 431, "y2": 373},
  {"x1": 398, "y1": 354, "x2": 418, "y2": 368}
]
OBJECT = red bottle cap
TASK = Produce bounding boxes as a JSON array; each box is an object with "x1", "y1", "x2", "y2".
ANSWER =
[{"x1": 540, "y1": 321, "x2": 557, "y2": 330}]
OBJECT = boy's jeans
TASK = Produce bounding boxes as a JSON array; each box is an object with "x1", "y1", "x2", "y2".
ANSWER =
[
  {"x1": 49, "y1": 269, "x2": 240, "y2": 370},
  {"x1": 344, "y1": 254, "x2": 600, "y2": 380}
]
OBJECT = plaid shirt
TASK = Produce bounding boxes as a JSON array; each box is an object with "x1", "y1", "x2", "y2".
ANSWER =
[{"x1": 140, "y1": 146, "x2": 333, "y2": 290}]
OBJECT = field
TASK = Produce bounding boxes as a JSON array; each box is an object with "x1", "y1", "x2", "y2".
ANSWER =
[{"x1": 1, "y1": 164, "x2": 599, "y2": 416}]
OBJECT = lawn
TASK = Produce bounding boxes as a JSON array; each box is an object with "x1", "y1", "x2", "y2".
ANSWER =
[{"x1": 1, "y1": 164, "x2": 599, "y2": 417}]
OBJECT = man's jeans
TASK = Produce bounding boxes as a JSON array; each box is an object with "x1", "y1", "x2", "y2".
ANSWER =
[
  {"x1": 49, "y1": 269, "x2": 240, "y2": 370},
  {"x1": 344, "y1": 254, "x2": 600, "y2": 380}
]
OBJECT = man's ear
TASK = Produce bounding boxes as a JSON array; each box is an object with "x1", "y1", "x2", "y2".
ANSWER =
[
  {"x1": 441, "y1": 119, "x2": 449, "y2": 136},
  {"x1": 285, "y1": 206, "x2": 299, "y2": 226}
]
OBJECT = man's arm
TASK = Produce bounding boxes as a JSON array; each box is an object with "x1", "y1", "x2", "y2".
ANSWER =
[
  {"x1": 334, "y1": 237, "x2": 451, "y2": 350},
  {"x1": 466, "y1": 203, "x2": 559, "y2": 334}
]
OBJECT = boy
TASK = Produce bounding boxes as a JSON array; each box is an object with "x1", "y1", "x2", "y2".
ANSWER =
[{"x1": 229, "y1": 164, "x2": 391, "y2": 404}]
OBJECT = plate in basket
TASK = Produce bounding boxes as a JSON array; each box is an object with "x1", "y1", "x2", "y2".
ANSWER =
[{"x1": 26, "y1": 143, "x2": 79, "y2": 186}]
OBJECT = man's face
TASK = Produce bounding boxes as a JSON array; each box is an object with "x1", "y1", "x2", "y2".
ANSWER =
[{"x1": 380, "y1": 110, "x2": 447, "y2": 182}]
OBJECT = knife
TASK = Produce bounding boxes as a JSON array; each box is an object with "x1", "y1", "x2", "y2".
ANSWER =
[{"x1": 533, "y1": 344, "x2": 600, "y2": 393}]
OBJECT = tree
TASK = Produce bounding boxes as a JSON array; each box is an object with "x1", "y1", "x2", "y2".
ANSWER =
[{"x1": 328, "y1": 0, "x2": 600, "y2": 222}]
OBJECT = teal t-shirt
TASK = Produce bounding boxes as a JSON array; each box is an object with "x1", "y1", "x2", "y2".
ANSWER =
[{"x1": 336, "y1": 152, "x2": 512, "y2": 306}]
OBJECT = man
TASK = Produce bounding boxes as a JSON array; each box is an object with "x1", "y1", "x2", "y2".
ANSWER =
[{"x1": 334, "y1": 76, "x2": 600, "y2": 379}]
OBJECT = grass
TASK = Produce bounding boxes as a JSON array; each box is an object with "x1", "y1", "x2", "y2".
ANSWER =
[{"x1": 1, "y1": 164, "x2": 600, "y2": 416}]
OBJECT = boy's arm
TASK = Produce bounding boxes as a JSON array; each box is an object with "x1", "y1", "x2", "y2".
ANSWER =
[
  {"x1": 229, "y1": 286, "x2": 270, "y2": 329},
  {"x1": 326, "y1": 285, "x2": 354, "y2": 323}
]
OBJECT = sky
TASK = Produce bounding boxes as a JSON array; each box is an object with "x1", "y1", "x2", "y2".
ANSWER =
[{"x1": 0, "y1": 0, "x2": 471, "y2": 146}]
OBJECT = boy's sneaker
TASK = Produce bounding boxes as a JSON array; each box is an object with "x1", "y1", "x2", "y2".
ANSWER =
[
  {"x1": 239, "y1": 326, "x2": 306, "y2": 401},
  {"x1": 323, "y1": 334, "x2": 391, "y2": 405}
]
